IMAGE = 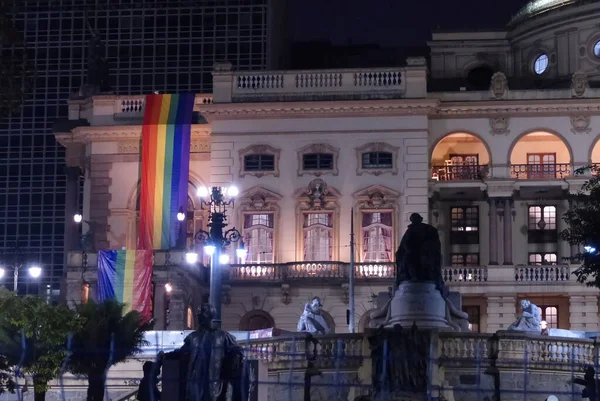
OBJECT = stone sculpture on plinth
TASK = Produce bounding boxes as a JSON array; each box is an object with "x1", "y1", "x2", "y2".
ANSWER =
[
  {"x1": 297, "y1": 296, "x2": 331, "y2": 334},
  {"x1": 166, "y1": 304, "x2": 244, "y2": 401},
  {"x1": 508, "y1": 299, "x2": 542, "y2": 333},
  {"x1": 371, "y1": 213, "x2": 469, "y2": 330}
]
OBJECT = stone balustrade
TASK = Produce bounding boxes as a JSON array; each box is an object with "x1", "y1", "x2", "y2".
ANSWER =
[
  {"x1": 211, "y1": 58, "x2": 428, "y2": 103},
  {"x1": 65, "y1": 252, "x2": 583, "y2": 290},
  {"x1": 66, "y1": 94, "x2": 214, "y2": 125},
  {"x1": 236, "y1": 331, "x2": 600, "y2": 401}
]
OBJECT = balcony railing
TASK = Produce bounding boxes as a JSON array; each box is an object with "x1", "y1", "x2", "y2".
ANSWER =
[
  {"x1": 117, "y1": 94, "x2": 214, "y2": 115},
  {"x1": 66, "y1": 251, "x2": 581, "y2": 287},
  {"x1": 514, "y1": 265, "x2": 571, "y2": 282},
  {"x1": 228, "y1": 261, "x2": 395, "y2": 282},
  {"x1": 510, "y1": 163, "x2": 571, "y2": 179},
  {"x1": 443, "y1": 266, "x2": 488, "y2": 282},
  {"x1": 431, "y1": 165, "x2": 488, "y2": 181}
]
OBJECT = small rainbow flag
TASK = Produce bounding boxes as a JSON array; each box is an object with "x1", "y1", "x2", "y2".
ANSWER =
[
  {"x1": 97, "y1": 250, "x2": 153, "y2": 322},
  {"x1": 138, "y1": 93, "x2": 195, "y2": 250}
]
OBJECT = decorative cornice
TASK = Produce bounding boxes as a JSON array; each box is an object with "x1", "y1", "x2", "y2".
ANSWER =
[
  {"x1": 55, "y1": 124, "x2": 210, "y2": 146},
  {"x1": 434, "y1": 100, "x2": 600, "y2": 118},
  {"x1": 199, "y1": 99, "x2": 440, "y2": 120}
]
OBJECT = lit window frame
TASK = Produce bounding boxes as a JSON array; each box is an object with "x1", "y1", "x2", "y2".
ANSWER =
[
  {"x1": 533, "y1": 53, "x2": 549, "y2": 75},
  {"x1": 355, "y1": 142, "x2": 399, "y2": 176},
  {"x1": 297, "y1": 144, "x2": 339, "y2": 177},
  {"x1": 237, "y1": 186, "x2": 282, "y2": 264},
  {"x1": 239, "y1": 144, "x2": 281, "y2": 178}
]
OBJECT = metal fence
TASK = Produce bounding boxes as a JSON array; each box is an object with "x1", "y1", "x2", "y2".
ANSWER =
[{"x1": 2, "y1": 330, "x2": 599, "y2": 401}]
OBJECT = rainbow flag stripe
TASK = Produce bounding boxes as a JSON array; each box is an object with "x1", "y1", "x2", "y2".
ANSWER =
[
  {"x1": 97, "y1": 250, "x2": 153, "y2": 321},
  {"x1": 138, "y1": 93, "x2": 195, "y2": 250}
]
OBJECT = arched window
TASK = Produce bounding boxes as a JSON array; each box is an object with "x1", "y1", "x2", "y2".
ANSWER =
[
  {"x1": 186, "y1": 306, "x2": 194, "y2": 329},
  {"x1": 239, "y1": 310, "x2": 275, "y2": 331}
]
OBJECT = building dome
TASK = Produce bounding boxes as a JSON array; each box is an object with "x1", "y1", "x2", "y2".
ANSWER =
[{"x1": 509, "y1": 0, "x2": 593, "y2": 26}]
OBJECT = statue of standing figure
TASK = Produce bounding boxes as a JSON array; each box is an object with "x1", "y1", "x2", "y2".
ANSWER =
[
  {"x1": 172, "y1": 304, "x2": 243, "y2": 401},
  {"x1": 297, "y1": 297, "x2": 331, "y2": 334},
  {"x1": 508, "y1": 300, "x2": 541, "y2": 332}
]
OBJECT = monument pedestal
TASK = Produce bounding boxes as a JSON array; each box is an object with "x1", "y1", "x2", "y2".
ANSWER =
[{"x1": 386, "y1": 281, "x2": 452, "y2": 330}]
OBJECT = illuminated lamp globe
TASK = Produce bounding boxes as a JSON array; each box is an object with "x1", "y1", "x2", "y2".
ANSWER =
[
  {"x1": 176, "y1": 212, "x2": 186, "y2": 222},
  {"x1": 204, "y1": 245, "x2": 216, "y2": 256},
  {"x1": 219, "y1": 254, "x2": 230, "y2": 264},
  {"x1": 164, "y1": 282, "x2": 173, "y2": 293},
  {"x1": 227, "y1": 186, "x2": 239, "y2": 197},
  {"x1": 28, "y1": 266, "x2": 42, "y2": 278},
  {"x1": 197, "y1": 187, "x2": 209, "y2": 198},
  {"x1": 0, "y1": 267, "x2": 4, "y2": 279},
  {"x1": 185, "y1": 252, "x2": 198, "y2": 264},
  {"x1": 74, "y1": 214, "x2": 83, "y2": 223}
]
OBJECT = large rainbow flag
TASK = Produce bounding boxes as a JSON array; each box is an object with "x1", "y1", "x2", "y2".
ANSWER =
[
  {"x1": 138, "y1": 93, "x2": 195, "y2": 250},
  {"x1": 97, "y1": 250, "x2": 153, "y2": 321}
]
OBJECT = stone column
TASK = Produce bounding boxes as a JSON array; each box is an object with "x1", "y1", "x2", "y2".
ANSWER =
[
  {"x1": 503, "y1": 199, "x2": 513, "y2": 265},
  {"x1": 488, "y1": 199, "x2": 498, "y2": 265},
  {"x1": 569, "y1": 295, "x2": 599, "y2": 331},
  {"x1": 486, "y1": 295, "x2": 516, "y2": 332}
]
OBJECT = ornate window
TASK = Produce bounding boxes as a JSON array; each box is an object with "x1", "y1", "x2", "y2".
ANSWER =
[
  {"x1": 81, "y1": 283, "x2": 90, "y2": 303},
  {"x1": 238, "y1": 186, "x2": 282, "y2": 264},
  {"x1": 297, "y1": 144, "x2": 339, "y2": 177},
  {"x1": 239, "y1": 144, "x2": 281, "y2": 178},
  {"x1": 239, "y1": 310, "x2": 275, "y2": 331},
  {"x1": 244, "y1": 213, "x2": 274, "y2": 263},
  {"x1": 186, "y1": 306, "x2": 194, "y2": 329},
  {"x1": 354, "y1": 185, "x2": 399, "y2": 263},
  {"x1": 533, "y1": 54, "x2": 549, "y2": 75},
  {"x1": 356, "y1": 142, "x2": 399, "y2": 176},
  {"x1": 450, "y1": 206, "x2": 479, "y2": 244},
  {"x1": 537, "y1": 305, "x2": 559, "y2": 329},
  {"x1": 528, "y1": 205, "x2": 557, "y2": 243},
  {"x1": 451, "y1": 253, "x2": 479, "y2": 266},
  {"x1": 296, "y1": 179, "x2": 340, "y2": 261},
  {"x1": 303, "y1": 213, "x2": 333, "y2": 261},
  {"x1": 361, "y1": 212, "x2": 393, "y2": 262},
  {"x1": 528, "y1": 253, "x2": 557, "y2": 265}
]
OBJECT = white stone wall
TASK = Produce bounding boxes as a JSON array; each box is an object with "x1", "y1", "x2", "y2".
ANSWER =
[{"x1": 209, "y1": 115, "x2": 430, "y2": 263}]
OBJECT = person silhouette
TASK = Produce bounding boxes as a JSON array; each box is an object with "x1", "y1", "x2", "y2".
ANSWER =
[{"x1": 137, "y1": 356, "x2": 162, "y2": 401}]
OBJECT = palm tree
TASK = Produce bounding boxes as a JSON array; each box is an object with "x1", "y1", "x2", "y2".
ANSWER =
[{"x1": 68, "y1": 300, "x2": 152, "y2": 401}]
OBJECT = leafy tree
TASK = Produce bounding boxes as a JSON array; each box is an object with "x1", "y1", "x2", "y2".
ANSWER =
[
  {"x1": 560, "y1": 165, "x2": 600, "y2": 287},
  {"x1": 0, "y1": 0, "x2": 31, "y2": 118},
  {"x1": 0, "y1": 292, "x2": 82, "y2": 401},
  {"x1": 0, "y1": 355, "x2": 15, "y2": 396},
  {"x1": 68, "y1": 300, "x2": 151, "y2": 401}
]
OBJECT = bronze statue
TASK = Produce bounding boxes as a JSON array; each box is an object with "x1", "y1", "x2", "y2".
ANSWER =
[
  {"x1": 174, "y1": 304, "x2": 243, "y2": 401},
  {"x1": 395, "y1": 213, "x2": 443, "y2": 289}
]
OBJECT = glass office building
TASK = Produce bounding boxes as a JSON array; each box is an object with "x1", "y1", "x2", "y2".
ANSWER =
[{"x1": 0, "y1": 0, "x2": 288, "y2": 297}]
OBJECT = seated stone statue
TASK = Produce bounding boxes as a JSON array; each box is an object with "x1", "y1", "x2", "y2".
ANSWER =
[
  {"x1": 508, "y1": 300, "x2": 541, "y2": 333},
  {"x1": 297, "y1": 297, "x2": 331, "y2": 334},
  {"x1": 395, "y1": 213, "x2": 444, "y2": 289},
  {"x1": 367, "y1": 213, "x2": 470, "y2": 332}
]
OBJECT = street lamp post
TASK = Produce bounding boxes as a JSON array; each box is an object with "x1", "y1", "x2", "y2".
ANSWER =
[
  {"x1": 186, "y1": 186, "x2": 247, "y2": 327},
  {"x1": 0, "y1": 245, "x2": 42, "y2": 292},
  {"x1": 73, "y1": 213, "x2": 102, "y2": 252}
]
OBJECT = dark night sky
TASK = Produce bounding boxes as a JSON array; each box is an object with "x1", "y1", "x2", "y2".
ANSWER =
[{"x1": 292, "y1": 0, "x2": 529, "y2": 46}]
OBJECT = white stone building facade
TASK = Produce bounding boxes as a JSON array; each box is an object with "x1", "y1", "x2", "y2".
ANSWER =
[{"x1": 56, "y1": 0, "x2": 600, "y2": 335}]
